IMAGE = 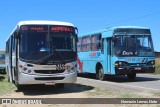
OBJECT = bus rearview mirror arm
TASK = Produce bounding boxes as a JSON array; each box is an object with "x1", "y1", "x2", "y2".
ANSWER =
[{"x1": 75, "y1": 27, "x2": 78, "y2": 42}]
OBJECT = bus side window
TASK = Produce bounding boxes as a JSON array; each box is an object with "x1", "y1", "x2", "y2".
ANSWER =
[
  {"x1": 82, "y1": 36, "x2": 86, "y2": 51},
  {"x1": 7, "y1": 38, "x2": 11, "y2": 53},
  {"x1": 81, "y1": 36, "x2": 90, "y2": 51},
  {"x1": 6, "y1": 40, "x2": 10, "y2": 54},
  {"x1": 91, "y1": 33, "x2": 101, "y2": 51},
  {"x1": 12, "y1": 35, "x2": 16, "y2": 52},
  {"x1": 86, "y1": 36, "x2": 91, "y2": 51},
  {"x1": 101, "y1": 38, "x2": 104, "y2": 54}
]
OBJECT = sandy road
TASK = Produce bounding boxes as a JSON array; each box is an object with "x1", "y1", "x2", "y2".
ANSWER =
[{"x1": 1, "y1": 74, "x2": 160, "y2": 107}]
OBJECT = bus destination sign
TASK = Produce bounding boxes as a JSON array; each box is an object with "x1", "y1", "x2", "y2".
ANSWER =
[{"x1": 50, "y1": 26, "x2": 74, "y2": 32}]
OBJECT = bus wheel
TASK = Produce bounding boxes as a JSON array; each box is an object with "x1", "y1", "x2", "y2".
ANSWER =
[
  {"x1": 56, "y1": 83, "x2": 64, "y2": 88},
  {"x1": 127, "y1": 73, "x2": 136, "y2": 80},
  {"x1": 98, "y1": 67, "x2": 105, "y2": 81}
]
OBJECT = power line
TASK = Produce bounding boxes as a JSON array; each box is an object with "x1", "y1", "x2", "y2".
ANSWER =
[
  {"x1": 82, "y1": 11, "x2": 160, "y2": 32},
  {"x1": 107, "y1": 11, "x2": 160, "y2": 26}
]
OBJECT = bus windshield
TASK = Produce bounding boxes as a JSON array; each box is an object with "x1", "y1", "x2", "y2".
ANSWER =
[
  {"x1": 113, "y1": 29, "x2": 155, "y2": 57},
  {"x1": 19, "y1": 25, "x2": 77, "y2": 63}
]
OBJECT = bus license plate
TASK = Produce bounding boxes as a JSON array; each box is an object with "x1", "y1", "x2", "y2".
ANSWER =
[
  {"x1": 45, "y1": 82, "x2": 55, "y2": 86},
  {"x1": 135, "y1": 67, "x2": 141, "y2": 70}
]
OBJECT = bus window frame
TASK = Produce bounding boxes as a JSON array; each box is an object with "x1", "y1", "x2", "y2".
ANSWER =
[{"x1": 81, "y1": 35, "x2": 91, "y2": 52}]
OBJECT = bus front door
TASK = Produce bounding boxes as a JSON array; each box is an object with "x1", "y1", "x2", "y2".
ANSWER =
[{"x1": 106, "y1": 38, "x2": 112, "y2": 74}]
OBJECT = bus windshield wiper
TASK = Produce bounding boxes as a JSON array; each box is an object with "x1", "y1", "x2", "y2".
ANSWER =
[
  {"x1": 33, "y1": 53, "x2": 55, "y2": 64},
  {"x1": 32, "y1": 47, "x2": 65, "y2": 64},
  {"x1": 51, "y1": 46, "x2": 65, "y2": 64}
]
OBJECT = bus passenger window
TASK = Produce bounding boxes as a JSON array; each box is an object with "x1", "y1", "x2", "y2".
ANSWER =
[
  {"x1": 91, "y1": 33, "x2": 101, "y2": 51},
  {"x1": 81, "y1": 36, "x2": 90, "y2": 51},
  {"x1": 101, "y1": 39, "x2": 104, "y2": 54}
]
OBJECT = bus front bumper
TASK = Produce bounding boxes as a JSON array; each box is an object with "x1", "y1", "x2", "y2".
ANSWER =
[
  {"x1": 18, "y1": 71, "x2": 77, "y2": 85},
  {"x1": 115, "y1": 66, "x2": 155, "y2": 75}
]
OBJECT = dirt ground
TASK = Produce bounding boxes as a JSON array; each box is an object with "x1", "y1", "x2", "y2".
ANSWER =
[{"x1": 0, "y1": 83, "x2": 160, "y2": 107}]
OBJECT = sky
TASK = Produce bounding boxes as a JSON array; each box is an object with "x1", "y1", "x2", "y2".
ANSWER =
[{"x1": 0, "y1": 0, "x2": 160, "y2": 51}]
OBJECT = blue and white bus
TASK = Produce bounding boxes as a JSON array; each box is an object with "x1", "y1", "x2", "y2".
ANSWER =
[
  {"x1": 6, "y1": 20, "x2": 78, "y2": 89},
  {"x1": 77, "y1": 26, "x2": 155, "y2": 80},
  {"x1": 0, "y1": 50, "x2": 6, "y2": 74}
]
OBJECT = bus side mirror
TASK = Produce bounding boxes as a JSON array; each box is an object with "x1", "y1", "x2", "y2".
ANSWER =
[
  {"x1": 75, "y1": 27, "x2": 78, "y2": 42},
  {"x1": 14, "y1": 31, "x2": 20, "y2": 39},
  {"x1": 75, "y1": 34, "x2": 78, "y2": 42}
]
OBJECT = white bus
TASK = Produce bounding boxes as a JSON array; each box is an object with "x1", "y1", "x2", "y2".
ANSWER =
[{"x1": 6, "y1": 20, "x2": 78, "y2": 90}]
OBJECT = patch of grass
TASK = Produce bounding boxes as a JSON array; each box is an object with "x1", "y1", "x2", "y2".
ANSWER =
[
  {"x1": 151, "y1": 91, "x2": 160, "y2": 97},
  {"x1": 86, "y1": 87, "x2": 142, "y2": 98},
  {"x1": 0, "y1": 74, "x2": 16, "y2": 95},
  {"x1": 155, "y1": 58, "x2": 160, "y2": 75},
  {"x1": 117, "y1": 93, "x2": 142, "y2": 98},
  {"x1": 156, "y1": 105, "x2": 160, "y2": 107}
]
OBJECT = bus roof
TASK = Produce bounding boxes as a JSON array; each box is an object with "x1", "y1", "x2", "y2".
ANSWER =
[
  {"x1": 17, "y1": 20, "x2": 75, "y2": 27},
  {"x1": 79, "y1": 26, "x2": 149, "y2": 37},
  {"x1": 113, "y1": 26, "x2": 149, "y2": 29},
  {"x1": 7, "y1": 20, "x2": 75, "y2": 41}
]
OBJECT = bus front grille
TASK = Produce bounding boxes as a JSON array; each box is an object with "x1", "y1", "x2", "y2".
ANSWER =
[
  {"x1": 34, "y1": 70, "x2": 65, "y2": 74},
  {"x1": 34, "y1": 77, "x2": 65, "y2": 80}
]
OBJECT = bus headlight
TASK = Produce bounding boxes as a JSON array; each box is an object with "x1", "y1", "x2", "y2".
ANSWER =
[
  {"x1": 115, "y1": 61, "x2": 129, "y2": 67},
  {"x1": 22, "y1": 69, "x2": 32, "y2": 74},
  {"x1": 147, "y1": 60, "x2": 155, "y2": 65},
  {"x1": 23, "y1": 67, "x2": 27, "y2": 71},
  {"x1": 19, "y1": 65, "x2": 32, "y2": 74},
  {"x1": 66, "y1": 65, "x2": 75, "y2": 72},
  {"x1": 28, "y1": 70, "x2": 32, "y2": 73},
  {"x1": 65, "y1": 63, "x2": 76, "y2": 72},
  {"x1": 71, "y1": 67, "x2": 74, "y2": 70},
  {"x1": 65, "y1": 65, "x2": 71, "y2": 71}
]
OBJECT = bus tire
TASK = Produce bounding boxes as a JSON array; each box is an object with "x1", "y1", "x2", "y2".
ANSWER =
[
  {"x1": 98, "y1": 67, "x2": 105, "y2": 81},
  {"x1": 56, "y1": 83, "x2": 64, "y2": 88},
  {"x1": 127, "y1": 73, "x2": 136, "y2": 80}
]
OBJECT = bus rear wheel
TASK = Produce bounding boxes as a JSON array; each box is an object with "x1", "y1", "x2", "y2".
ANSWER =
[
  {"x1": 127, "y1": 73, "x2": 136, "y2": 80},
  {"x1": 98, "y1": 67, "x2": 105, "y2": 81}
]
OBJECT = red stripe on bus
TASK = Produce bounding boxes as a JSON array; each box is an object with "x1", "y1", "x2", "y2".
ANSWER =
[{"x1": 77, "y1": 57, "x2": 83, "y2": 71}]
